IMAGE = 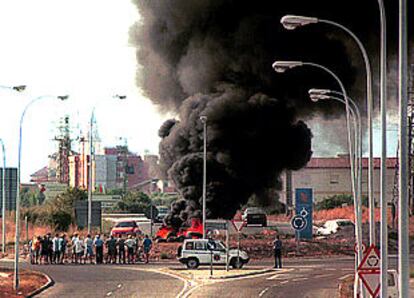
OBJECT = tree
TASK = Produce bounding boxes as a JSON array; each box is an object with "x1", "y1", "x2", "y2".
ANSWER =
[{"x1": 114, "y1": 191, "x2": 151, "y2": 213}]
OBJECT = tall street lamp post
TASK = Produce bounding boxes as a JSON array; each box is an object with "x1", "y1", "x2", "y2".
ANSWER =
[
  {"x1": 398, "y1": 0, "x2": 409, "y2": 296},
  {"x1": 281, "y1": 14, "x2": 376, "y2": 247},
  {"x1": 273, "y1": 61, "x2": 363, "y2": 297},
  {"x1": 200, "y1": 115, "x2": 207, "y2": 238},
  {"x1": 309, "y1": 90, "x2": 363, "y2": 250},
  {"x1": 0, "y1": 139, "x2": 6, "y2": 254},
  {"x1": 0, "y1": 85, "x2": 25, "y2": 255},
  {"x1": 14, "y1": 94, "x2": 68, "y2": 290},
  {"x1": 88, "y1": 95, "x2": 126, "y2": 234}
]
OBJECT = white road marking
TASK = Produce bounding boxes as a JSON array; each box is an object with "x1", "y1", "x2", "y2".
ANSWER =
[
  {"x1": 326, "y1": 268, "x2": 336, "y2": 271},
  {"x1": 267, "y1": 274, "x2": 289, "y2": 280},
  {"x1": 314, "y1": 274, "x2": 333, "y2": 278},
  {"x1": 106, "y1": 292, "x2": 112, "y2": 296},
  {"x1": 292, "y1": 277, "x2": 308, "y2": 282},
  {"x1": 117, "y1": 284, "x2": 122, "y2": 288},
  {"x1": 280, "y1": 280, "x2": 289, "y2": 285},
  {"x1": 259, "y1": 287, "x2": 269, "y2": 297}
]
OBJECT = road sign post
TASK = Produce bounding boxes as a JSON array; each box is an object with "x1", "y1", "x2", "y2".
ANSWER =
[
  {"x1": 357, "y1": 244, "x2": 380, "y2": 297},
  {"x1": 207, "y1": 239, "x2": 216, "y2": 277},
  {"x1": 231, "y1": 220, "x2": 246, "y2": 267},
  {"x1": 291, "y1": 214, "x2": 307, "y2": 255}
]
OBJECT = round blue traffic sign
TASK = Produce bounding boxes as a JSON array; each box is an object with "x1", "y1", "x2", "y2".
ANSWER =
[{"x1": 291, "y1": 215, "x2": 307, "y2": 231}]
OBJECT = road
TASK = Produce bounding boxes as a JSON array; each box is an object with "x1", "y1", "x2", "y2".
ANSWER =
[
  {"x1": 1, "y1": 261, "x2": 185, "y2": 298},
  {"x1": 186, "y1": 257, "x2": 354, "y2": 298}
]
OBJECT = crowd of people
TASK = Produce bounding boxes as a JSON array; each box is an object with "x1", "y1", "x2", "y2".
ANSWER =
[{"x1": 28, "y1": 233, "x2": 153, "y2": 265}]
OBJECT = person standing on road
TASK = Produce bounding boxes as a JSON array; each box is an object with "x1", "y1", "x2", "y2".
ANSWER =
[
  {"x1": 52, "y1": 233, "x2": 61, "y2": 264},
  {"x1": 84, "y1": 234, "x2": 94, "y2": 264},
  {"x1": 125, "y1": 235, "x2": 135, "y2": 264},
  {"x1": 74, "y1": 235, "x2": 84, "y2": 264},
  {"x1": 117, "y1": 235, "x2": 126, "y2": 264},
  {"x1": 273, "y1": 235, "x2": 282, "y2": 268},
  {"x1": 33, "y1": 236, "x2": 41, "y2": 265},
  {"x1": 142, "y1": 235, "x2": 152, "y2": 264},
  {"x1": 60, "y1": 234, "x2": 67, "y2": 264},
  {"x1": 93, "y1": 234, "x2": 104, "y2": 264},
  {"x1": 106, "y1": 235, "x2": 117, "y2": 264}
]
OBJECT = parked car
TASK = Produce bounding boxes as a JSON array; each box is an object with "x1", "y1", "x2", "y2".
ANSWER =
[
  {"x1": 316, "y1": 219, "x2": 354, "y2": 236},
  {"x1": 242, "y1": 207, "x2": 267, "y2": 227},
  {"x1": 177, "y1": 239, "x2": 249, "y2": 269},
  {"x1": 111, "y1": 220, "x2": 141, "y2": 237},
  {"x1": 155, "y1": 206, "x2": 169, "y2": 223}
]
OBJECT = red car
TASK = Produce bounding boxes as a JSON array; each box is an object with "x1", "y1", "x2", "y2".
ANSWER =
[
  {"x1": 155, "y1": 218, "x2": 203, "y2": 242},
  {"x1": 111, "y1": 220, "x2": 141, "y2": 237}
]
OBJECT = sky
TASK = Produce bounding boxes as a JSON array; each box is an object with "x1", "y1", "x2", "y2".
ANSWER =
[
  {"x1": 0, "y1": 0, "x2": 171, "y2": 182},
  {"x1": 0, "y1": 0, "x2": 398, "y2": 183}
]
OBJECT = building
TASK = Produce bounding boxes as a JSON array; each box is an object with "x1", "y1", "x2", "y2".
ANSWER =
[
  {"x1": 0, "y1": 168, "x2": 17, "y2": 211},
  {"x1": 68, "y1": 146, "x2": 153, "y2": 193},
  {"x1": 280, "y1": 155, "x2": 397, "y2": 204}
]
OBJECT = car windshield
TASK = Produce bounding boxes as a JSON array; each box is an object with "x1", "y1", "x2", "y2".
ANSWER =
[
  {"x1": 115, "y1": 221, "x2": 136, "y2": 228},
  {"x1": 337, "y1": 221, "x2": 353, "y2": 227}
]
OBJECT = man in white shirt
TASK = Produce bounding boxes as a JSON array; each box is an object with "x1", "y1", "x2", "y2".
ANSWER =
[{"x1": 74, "y1": 236, "x2": 84, "y2": 264}]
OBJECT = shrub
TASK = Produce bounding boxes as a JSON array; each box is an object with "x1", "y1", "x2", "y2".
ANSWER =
[{"x1": 316, "y1": 194, "x2": 369, "y2": 211}]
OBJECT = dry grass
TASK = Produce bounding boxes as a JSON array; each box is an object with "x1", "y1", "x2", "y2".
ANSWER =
[{"x1": 0, "y1": 268, "x2": 48, "y2": 298}]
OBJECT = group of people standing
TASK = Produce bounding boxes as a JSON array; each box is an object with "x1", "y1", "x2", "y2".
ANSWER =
[{"x1": 29, "y1": 233, "x2": 153, "y2": 265}]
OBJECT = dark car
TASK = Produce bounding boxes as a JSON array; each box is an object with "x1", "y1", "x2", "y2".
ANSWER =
[{"x1": 242, "y1": 207, "x2": 267, "y2": 227}]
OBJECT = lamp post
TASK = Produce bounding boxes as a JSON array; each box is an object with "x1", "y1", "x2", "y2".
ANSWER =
[
  {"x1": 87, "y1": 95, "x2": 126, "y2": 234},
  {"x1": 14, "y1": 94, "x2": 68, "y2": 290},
  {"x1": 281, "y1": 14, "x2": 376, "y2": 247},
  {"x1": 200, "y1": 115, "x2": 207, "y2": 239},
  {"x1": 273, "y1": 61, "x2": 363, "y2": 296},
  {"x1": 0, "y1": 139, "x2": 6, "y2": 255},
  {"x1": 398, "y1": 0, "x2": 409, "y2": 296},
  {"x1": 309, "y1": 90, "x2": 363, "y2": 251},
  {"x1": 0, "y1": 85, "x2": 25, "y2": 256}
]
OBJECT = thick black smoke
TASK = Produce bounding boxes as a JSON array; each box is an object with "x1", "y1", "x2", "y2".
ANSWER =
[{"x1": 130, "y1": 0, "x2": 412, "y2": 227}]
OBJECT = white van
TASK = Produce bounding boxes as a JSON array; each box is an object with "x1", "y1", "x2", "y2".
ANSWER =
[{"x1": 178, "y1": 239, "x2": 249, "y2": 269}]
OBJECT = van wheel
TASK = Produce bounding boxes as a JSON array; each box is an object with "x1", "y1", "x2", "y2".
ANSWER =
[
  {"x1": 186, "y1": 258, "x2": 199, "y2": 269},
  {"x1": 231, "y1": 257, "x2": 244, "y2": 269}
]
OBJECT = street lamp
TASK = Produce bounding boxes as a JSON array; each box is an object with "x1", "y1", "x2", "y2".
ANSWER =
[
  {"x1": 0, "y1": 85, "x2": 25, "y2": 256},
  {"x1": 87, "y1": 94, "x2": 126, "y2": 234},
  {"x1": 309, "y1": 90, "x2": 363, "y2": 253},
  {"x1": 281, "y1": 14, "x2": 376, "y2": 247},
  {"x1": 272, "y1": 60, "x2": 364, "y2": 284},
  {"x1": 398, "y1": 1, "x2": 409, "y2": 296},
  {"x1": 200, "y1": 115, "x2": 207, "y2": 239},
  {"x1": 0, "y1": 139, "x2": 6, "y2": 255},
  {"x1": 14, "y1": 94, "x2": 68, "y2": 290}
]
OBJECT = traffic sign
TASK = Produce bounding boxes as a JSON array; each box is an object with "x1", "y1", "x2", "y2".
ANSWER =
[
  {"x1": 353, "y1": 243, "x2": 367, "y2": 255},
  {"x1": 357, "y1": 244, "x2": 380, "y2": 297},
  {"x1": 291, "y1": 215, "x2": 307, "y2": 231},
  {"x1": 358, "y1": 244, "x2": 380, "y2": 271},
  {"x1": 231, "y1": 220, "x2": 246, "y2": 232}
]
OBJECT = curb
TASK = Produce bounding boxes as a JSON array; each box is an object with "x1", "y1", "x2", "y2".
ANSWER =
[{"x1": 26, "y1": 271, "x2": 54, "y2": 298}]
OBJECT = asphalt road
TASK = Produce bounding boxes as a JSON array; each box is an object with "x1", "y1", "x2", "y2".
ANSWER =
[
  {"x1": 35, "y1": 264, "x2": 184, "y2": 298},
  {"x1": 186, "y1": 257, "x2": 355, "y2": 298}
]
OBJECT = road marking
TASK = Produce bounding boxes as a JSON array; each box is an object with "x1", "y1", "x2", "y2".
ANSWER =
[
  {"x1": 117, "y1": 284, "x2": 122, "y2": 288},
  {"x1": 106, "y1": 292, "x2": 112, "y2": 296},
  {"x1": 267, "y1": 274, "x2": 289, "y2": 280},
  {"x1": 325, "y1": 268, "x2": 336, "y2": 271},
  {"x1": 259, "y1": 287, "x2": 269, "y2": 297},
  {"x1": 280, "y1": 280, "x2": 289, "y2": 285},
  {"x1": 314, "y1": 274, "x2": 332, "y2": 278},
  {"x1": 292, "y1": 277, "x2": 308, "y2": 282}
]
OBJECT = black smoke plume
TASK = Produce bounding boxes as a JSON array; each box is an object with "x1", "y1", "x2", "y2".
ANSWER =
[{"x1": 130, "y1": 0, "x2": 411, "y2": 228}]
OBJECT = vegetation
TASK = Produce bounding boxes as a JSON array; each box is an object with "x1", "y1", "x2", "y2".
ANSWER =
[
  {"x1": 20, "y1": 186, "x2": 45, "y2": 207},
  {"x1": 150, "y1": 192, "x2": 178, "y2": 207},
  {"x1": 113, "y1": 191, "x2": 152, "y2": 213},
  {"x1": 23, "y1": 188, "x2": 87, "y2": 231},
  {"x1": 316, "y1": 194, "x2": 369, "y2": 211}
]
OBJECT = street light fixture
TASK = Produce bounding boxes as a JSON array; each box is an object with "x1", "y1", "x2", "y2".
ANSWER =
[
  {"x1": 309, "y1": 90, "x2": 363, "y2": 238},
  {"x1": 200, "y1": 115, "x2": 207, "y2": 239},
  {"x1": 14, "y1": 94, "x2": 69, "y2": 290},
  {"x1": 87, "y1": 94, "x2": 127, "y2": 234},
  {"x1": 281, "y1": 13, "x2": 376, "y2": 249},
  {"x1": 272, "y1": 60, "x2": 364, "y2": 285}
]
